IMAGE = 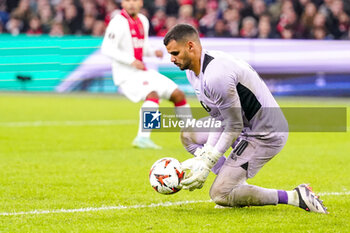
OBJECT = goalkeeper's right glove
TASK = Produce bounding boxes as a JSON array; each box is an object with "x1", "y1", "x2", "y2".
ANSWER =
[{"x1": 180, "y1": 145, "x2": 222, "y2": 191}]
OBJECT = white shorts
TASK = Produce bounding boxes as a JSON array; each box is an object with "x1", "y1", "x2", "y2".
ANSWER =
[{"x1": 118, "y1": 69, "x2": 178, "y2": 103}]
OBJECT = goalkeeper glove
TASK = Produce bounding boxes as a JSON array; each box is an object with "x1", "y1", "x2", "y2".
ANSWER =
[{"x1": 180, "y1": 144, "x2": 222, "y2": 191}]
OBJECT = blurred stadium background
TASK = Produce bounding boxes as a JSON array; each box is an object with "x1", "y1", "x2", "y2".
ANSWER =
[
  {"x1": 0, "y1": 0, "x2": 350, "y2": 95},
  {"x1": 1, "y1": 1, "x2": 350, "y2": 231}
]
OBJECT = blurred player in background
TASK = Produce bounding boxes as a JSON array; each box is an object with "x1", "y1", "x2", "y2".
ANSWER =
[
  {"x1": 164, "y1": 24, "x2": 328, "y2": 214},
  {"x1": 101, "y1": 0, "x2": 191, "y2": 149}
]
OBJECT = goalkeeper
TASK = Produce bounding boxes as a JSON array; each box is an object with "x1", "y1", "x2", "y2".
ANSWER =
[{"x1": 163, "y1": 24, "x2": 328, "y2": 214}]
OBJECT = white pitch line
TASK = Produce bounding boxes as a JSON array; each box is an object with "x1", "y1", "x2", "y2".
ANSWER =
[
  {"x1": 0, "y1": 120, "x2": 137, "y2": 127},
  {"x1": 319, "y1": 191, "x2": 350, "y2": 196},
  {"x1": 0, "y1": 191, "x2": 349, "y2": 216},
  {"x1": 0, "y1": 200, "x2": 211, "y2": 216}
]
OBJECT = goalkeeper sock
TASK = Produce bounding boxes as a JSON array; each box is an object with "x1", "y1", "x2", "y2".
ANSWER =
[
  {"x1": 137, "y1": 99, "x2": 159, "y2": 138},
  {"x1": 277, "y1": 190, "x2": 299, "y2": 206},
  {"x1": 277, "y1": 190, "x2": 288, "y2": 204},
  {"x1": 286, "y1": 190, "x2": 299, "y2": 206}
]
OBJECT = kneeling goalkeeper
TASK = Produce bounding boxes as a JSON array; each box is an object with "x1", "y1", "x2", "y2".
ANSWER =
[{"x1": 163, "y1": 24, "x2": 327, "y2": 214}]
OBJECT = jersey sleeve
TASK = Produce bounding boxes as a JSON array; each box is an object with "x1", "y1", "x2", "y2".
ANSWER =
[
  {"x1": 206, "y1": 126, "x2": 224, "y2": 148},
  {"x1": 205, "y1": 60, "x2": 243, "y2": 154},
  {"x1": 101, "y1": 16, "x2": 135, "y2": 65}
]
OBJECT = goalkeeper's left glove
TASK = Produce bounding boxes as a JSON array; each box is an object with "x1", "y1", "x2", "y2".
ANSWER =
[{"x1": 180, "y1": 145, "x2": 222, "y2": 191}]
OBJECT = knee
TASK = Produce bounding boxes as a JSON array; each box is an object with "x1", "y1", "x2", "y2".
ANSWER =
[
  {"x1": 169, "y1": 89, "x2": 185, "y2": 104},
  {"x1": 146, "y1": 91, "x2": 159, "y2": 100},
  {"x1": 180, "y1": 129, "x2": 192, "y2": 147},
  {"x1": 209, "y1": 184, "x2": 231, "y2": 206},
  {"x1": 180, "y1": 129, "x2": 198, "y2": 155},
  {"x1": 210, "y1": 183, "x2": 247, "y2": 207}
]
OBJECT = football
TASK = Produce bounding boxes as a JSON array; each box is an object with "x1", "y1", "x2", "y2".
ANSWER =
[{"x1": 149, "y1": 157, "x2": 184, "y2": 194}]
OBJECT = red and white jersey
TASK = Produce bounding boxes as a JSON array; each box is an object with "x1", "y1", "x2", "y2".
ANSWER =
[{"x1": 101, "y1": 13, "x2": 155, "y2": 85}]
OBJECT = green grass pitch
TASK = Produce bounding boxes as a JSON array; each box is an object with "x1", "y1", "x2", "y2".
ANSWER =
[{"x1": 0, "y1": 92, "x2": 349, "y2": 232}]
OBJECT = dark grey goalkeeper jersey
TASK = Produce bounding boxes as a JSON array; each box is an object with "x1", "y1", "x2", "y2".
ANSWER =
[{"x1": 186, "y1": 50, "x2": 288, "y2": 154}]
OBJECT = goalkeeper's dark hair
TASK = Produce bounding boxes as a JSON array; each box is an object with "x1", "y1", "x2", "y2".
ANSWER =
[{"x1": 163, "y1": 24, "x2": 200, "y2": 46}]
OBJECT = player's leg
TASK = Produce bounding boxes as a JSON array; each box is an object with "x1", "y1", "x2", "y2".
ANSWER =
[
  {"x1": 132, "y1": 91, "x2": 162, "y2": 149},
  {"x1": 118, "y1": 71, "x2": 161, "y2": 149},
  {"x1": 148, "y1": 70, "x2": 192, "y2": 121},
  {"x1": 210, "y1": 167, "x2": 279, "y2": 207},
  {"x1": 131, "y1": 70, "x2": 175, "y2": 149},
  {"x1": 209, "y1": 138, "x2": 280, "y2": 207},
  {"x1": 180, "y1": 124, "x2": 208, "y2": 155},
  {"x1": 210, "y1": 166, "x2": 327, "y2": 213},
  {"x1": 209, "y1": 136, "x2": 328, "y2": 213},
  {"x1": 169, "y1": 88, "x2": 192, "y2": 120}
]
